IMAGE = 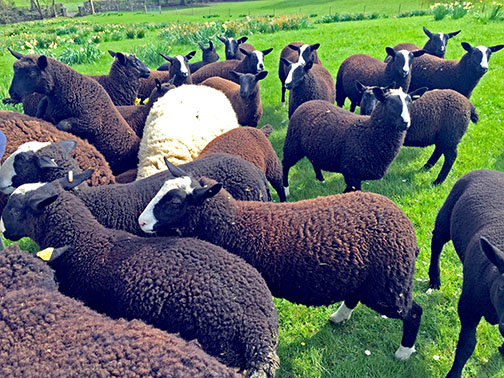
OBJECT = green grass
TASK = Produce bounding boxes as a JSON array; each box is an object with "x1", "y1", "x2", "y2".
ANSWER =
[{"x1": 2, "y1": 3, "x2": 504, "y2": 378}]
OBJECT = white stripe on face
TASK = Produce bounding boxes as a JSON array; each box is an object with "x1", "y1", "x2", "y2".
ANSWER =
[
  {"x1": 398, "y1": 50, "x2": 410, "y2": 74},
  {"x1": 285, "y1": 62, "x2": 302, "y2": 85},
  {"x1": 177, "y1": 55, "x2": 188, "y2": 75},
  {"x1": 253, "y1": 51, "x2": 264, "y2": 72},
  {"x1": 298, "y1": 44, "x2": 309, "y2": 65},
  {"x1": 0, "y1": 141, "x2": 51, "y2": 194},
  {"x1": 138, "y1": 176, "x2": 193, "y2": 233},
  {"x1": 438, "y1": 34, "x2": 446, "y2": 51},
  {"x1": 389, "y1": 89, "x2": 410, "y2": 126},
  {"x1": 476, "y1": 46, "x2": 489, "y2": 69},
  {"x1": 12, "y1": 182, "x2": 46, "y2": 196},
  {"x1": 0, "y1": 217, "x2": 4, "y2": 233}
]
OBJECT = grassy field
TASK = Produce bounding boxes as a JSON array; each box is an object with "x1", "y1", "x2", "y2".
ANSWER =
[{"x1": 2, "y1": 2, "x2": 504, "y2": 377}]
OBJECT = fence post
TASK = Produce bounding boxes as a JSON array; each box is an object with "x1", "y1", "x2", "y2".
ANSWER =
[{"x1": 398, "y1": 4, "x2": 401, "y2": 15}]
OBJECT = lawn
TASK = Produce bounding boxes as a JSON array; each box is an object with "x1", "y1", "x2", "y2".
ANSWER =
[{"x1": 1, "y1": 2, "x2": 504, "y2": 377}]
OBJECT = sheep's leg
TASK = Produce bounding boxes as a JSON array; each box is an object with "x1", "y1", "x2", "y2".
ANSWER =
[
  {"x1": 343, "y1": 177, "x2": 361, "y2": 193},
  {"x1": 446, "y1": 309, "x2": 480, "y2": 377},
  {"x1": 423, "y1": 146, "x2": 443, "y2": 170},
  {"x1": 330, "y1": 296, "x2": 359, "y2": 324},
  {"x1": 432, "y1": 148, "x2": 457, "y2": 186},
  {"x1": 312, "y1": 164, "x2": 325, "y2": 182},
  {"x1": 350, "y1": 102, "x2": 357, "y2": 113},
  {"x1": 395, "y1": 301, "x2": 422, "y2": 360},
  {"x1": 429, "y1": 229, "x2": 448, "y2": 289},
  {"x1": 281, "y1": 84, "x2": 286, "y2": 105},
  {"x1": 35, "y1": 96, "x2": 48, "y2": 119}
]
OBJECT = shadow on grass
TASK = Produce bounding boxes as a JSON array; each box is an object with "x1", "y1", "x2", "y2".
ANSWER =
[{"x1": 475, "y1": 350, "x2": 504, "y2": 377}]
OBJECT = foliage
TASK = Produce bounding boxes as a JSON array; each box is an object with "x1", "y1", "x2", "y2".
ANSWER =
[
  {"x1": 58, "y1": 43, "x2": 103, "y2": 65},
  {"x1": 131, "y1": 40, "x2": 171, "y2": 67},
  {"x1": 315, "y1": 12, "x2": 388, "y2": 23}
]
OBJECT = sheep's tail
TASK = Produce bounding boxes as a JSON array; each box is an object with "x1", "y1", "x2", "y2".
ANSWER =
[
  {"x1": 261, "y1": 124, "x2": 273, "y2": 138},
  {"x1": 470, "y1": 104, "x2": 479, "y2": 124}
]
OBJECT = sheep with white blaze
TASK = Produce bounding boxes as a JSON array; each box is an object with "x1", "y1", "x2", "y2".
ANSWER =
[
  {"x1": 158, "y1": 41, "x2": 219, "y2": 73},
  {"x1": 217, "y1": 36, "x2": 256, "y2": 60},
  {"x1": 139, "y1": 162, "x2": 423, "y2": 361}
]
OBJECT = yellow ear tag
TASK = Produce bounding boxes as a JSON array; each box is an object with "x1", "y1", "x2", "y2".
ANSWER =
[
  {"x1": 68, "y1": 171, "x2": 73, "y2": 183},
  {"x1": 36, "y1": 247, "x2": 55, "y2": 261}
]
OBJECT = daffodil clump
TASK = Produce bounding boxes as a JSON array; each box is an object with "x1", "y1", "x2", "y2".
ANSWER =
[{"x1": 430, "y1": 1, "x2": 474, "y2": 20}]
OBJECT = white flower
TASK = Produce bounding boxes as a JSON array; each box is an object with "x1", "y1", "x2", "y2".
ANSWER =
[
  {"x1": 426, "y1": 288, "x2": 433, "y2": 295},
  {"x1": 365, "y1": 350, "x2": 371, "y2": 356},
  {"x1": 80, "y1": 48, "x2": 84, "y2": 52},
  {"x1": 433, "y1": 355, "x2": 440, "y2": 361}
]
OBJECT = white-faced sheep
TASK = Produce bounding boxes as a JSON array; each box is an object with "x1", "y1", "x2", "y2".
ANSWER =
[
  {"x1": 7, "y1": 51, "x2": 140, "y2": 175},
  {"x1": 0, "y1": 243, "x2": 242, "y2": 377},
  {"x1": 139, "y1": 162, "x2": 423, "y2": 361},
  {"x1": 408, "y1": 42, "x2": 504, "y2": 96},
  {"x1": 191, "y1": 47, "x2": 273, "y2": 84},
  {"x1": 283, "y1": 87, "x2": 426, "y2": 194},
  {"x1": 0, "y1": 176, "x2": 280, "y2": 377},
  {"x1": 278, "y1": 42, "x2": 321, "y2": 104},
  {"x1": 281, "y1": 58, "x2": 336, "y2": 118},
  {"x1": 197, "y1": 125, "x2": 285, "y2": 201},
  {"x1": 136, "y1": 84, "x2": 239, "y2": 179},
  {"x1": 428, "y1": 169, "x2": 504, "y2": 377},
  {"x1": 217, "y1": 36, "x2": 256, "y2": 60},
  {"x1": 359, "y1": 87, "x2": 479, "y2": 185},
  {"x1": 158, "y1": 41, "x2": 219, "y2": 73},
  {"x1": 200, "y1": 70, "x2": 267, "y2": 126},
  {"x1": 335, "y1": 47, "x2": 425, "y2": 112}
]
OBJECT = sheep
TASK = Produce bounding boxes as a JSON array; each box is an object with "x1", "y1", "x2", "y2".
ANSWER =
[
  {"x1": 355, "y1": 80, "x2": 396, "y2": 116},
  {"x1": 139, "y1": 162, "x2": 423, "y2": 361},
  {"x1": 280, "y1": 58, "x2": 336, "y2": 118},
  {"x1": 117, "y1": 78, "x2": 175, "y2": 137},
  {"x1": 283, "y1": 87, "x2": 426, "y2": 193},
  {"x1": 335, "y1": 47, "x2": 425, "y2": 112},
  {"x1": 428, "y1": 169, "x2": 504, "y2": 377},
  {"x1": 386, "y1": 26, "x2": 461, "y2": 60},
  {"x1": 408, "y1": 42, "x2": 504, "y2": 96},
  {"x1": 191, "y1": 47, "x2": 273, "y2": 85},
  {"x1": 137, "y1": 51, "x2": 196, "y2": 103},
  {"x1": 197, "y1": 125, "x2": 285, "y2": 202},
  {"x1": 158, "y1": 41, "x2": 220, "y2": 73},
  {"x1": 7, "y1": 51, "x2": 140, "y2": 175},
  {"x1": 136, "y1": 84, "x2": 239, "y2": 179},
  {"x1": 217, "y1": 36, "x2": 256, "y2": 60},
  {"x1": 0, "y1": 177, "x2": 280, "y2": 377},
  {"x1": 0, "y1": 150, "x2": 271, "y2": 235},
  {"x1": 200, "y1": 70, "x2": 267, "y2": 126},
  {"x1": 359, "y1": 87, "x2": 479, "y2": 185},
  {"x1": 278, "y1": 42, "x2": 321, "y2": 104},
  {"x1": 0, "y1": 243, "x2": 243, "y2": 377}
]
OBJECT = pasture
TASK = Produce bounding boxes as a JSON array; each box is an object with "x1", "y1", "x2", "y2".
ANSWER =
[{"x1": 1, "y1": 1, "x2": 504, "y2": 377}]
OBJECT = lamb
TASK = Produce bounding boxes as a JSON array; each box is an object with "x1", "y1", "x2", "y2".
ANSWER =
[
  {"x1": 158, "y1": 41, "x2": 220, "y2": 73},
  {"x1": 200, "y1": 70, "x2": 267, "y2": 126},
  {"x1": 198, "y1": 125, "x2": 285, "y2": 202},
  {"x1": 0, "y1": 150, "x2": 271, "y2": 235},
  {"x1": 280, "y1": 58, "x2": 336, "y2": 118},
  {"x1": 428, "y1": 169, "x2": 504, "y2": 377},
  {"x1": 283, "y1": 87, "x2": 426, "y2": 193},
  {"x1": 278, "y1": 42, "x2": 321, "y2": 104},
  {"x1": 0, "y1": 177, "x2": 280, "y2": 377},
  {"x1": 117, "y1": 78, "x2": 175, "y2": 137},
  {"x1": 137, "y1": 50, "x2": 195, "y2": 103},
  {"x1": 139, "y1": 162, "x2": 423, "y2": 361},
  {"x1": 359, "y1": 87, "x2": 479, "y2": 185},
  {"x1": 191, "y1": 47, "x2": 273, "y2": 85},
  {"x1": 136, "y1": 84, "x2": 239, "y2": 179},
  {"x1": 218, "y1": 36, "x2": 256, "y2": 60},
  {"x1": 386, "y1": 26, "x2": 461, "y2": 60},
  {"x1": 335, "y1": 47, "x2": 425, "y2": 112},
  {"x1": 408, "y1": 42, "x2": 504, "y2": 96},
  {"x1": 0, "y1": 243, "x2": 242, "y2": 377},
  {"x1": 7, "y1": 51, "x2": 140, "y2": 175}
]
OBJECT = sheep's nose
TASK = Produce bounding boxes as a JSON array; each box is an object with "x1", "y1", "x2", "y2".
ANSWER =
[
  {"x1": 139, "y1": 220, "x2": 146, "y2": 228},
  {"x1": 259, "y1": 64, "x2": 264, "y2": 70}
]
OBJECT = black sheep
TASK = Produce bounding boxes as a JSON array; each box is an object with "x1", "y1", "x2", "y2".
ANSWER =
[
  {"x1": 217, "y1": 36, "x2": 256, "y2": 60},
  {"x1": 158, "y1": 41, "x2": 220, "y2": 73}
]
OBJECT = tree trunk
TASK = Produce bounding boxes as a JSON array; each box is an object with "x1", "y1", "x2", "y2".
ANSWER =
[
  {"x1": 31, "y1": 0, "x2": 44, "y2": 19},
  {"x1": 89, "y1": 0, "x2": 95, "y2": 14},
  {"x1": 52, "y1": 0, "x2": 58, "y2": 17}
]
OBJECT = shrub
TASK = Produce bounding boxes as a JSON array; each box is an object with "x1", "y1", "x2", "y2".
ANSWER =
[
  {"x1": 431, "y1": 3, "x2": 450, "y2": 20},
  {"x1": 126, "y1": 29, "x2": 136, "y2": 39},
  {"x1": 58, "y1": 44, "x2": 103, "y2": 65},
  {"x1": 136, "y1": 29, "x2": 146, "y2": 38},
  {"x1": 131, "y1": 41, "x2": 172, "y2": 68}
]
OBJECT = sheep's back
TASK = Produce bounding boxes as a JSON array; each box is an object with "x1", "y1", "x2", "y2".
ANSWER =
[
  {"x1": 191, "y1": 60, "x2": 241, "y2": 84},
  {"x1": 409, "y1": 54, "x2": 458, "y2": 92}
]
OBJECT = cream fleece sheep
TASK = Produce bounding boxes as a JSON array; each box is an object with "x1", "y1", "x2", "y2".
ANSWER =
[{"x1": 136, "y1": 84, "x2": 239, "y2": 179}]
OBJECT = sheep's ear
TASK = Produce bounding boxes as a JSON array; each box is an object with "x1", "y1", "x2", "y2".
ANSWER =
[
  {"x1": 384, "y1": 81, "x2": 397, "y2": 90},
  {"x1": 208, "y1": 41, "x2": 213, "y2": 49},
  {"x1": 423, "y1": 26, "x2": 433, "y2": 38},
  {"x1": 261, "y1": 124, "x2": 273, "y2": 138},
  {"x1": 59, "y1": 169, "x2": 94, "y2": 190},
  {"x1": 237, "y1": 36, "x2": 248, "y2": 44},
  {"x1": 155, "y1": 78, "x2": 162, "y2": 89},
  {"x1": 409, "y1": 87, "x2": 428, "y2": 100},
  {"x1": 167, "y1": 76, "x2": 176, "y2": 85},
  {"x1": 58, "y1": 140, "x2": 77, "y2": 155},
  {"x1": 489, "y1": 45, "x2": 504, "y2": 53},
  {"x1": 386, "y1": 47, "x2": 396, "y2": 57},
  {"x1": 304, "y1": 60, "x2": 314, "y2": 71},
  {"x1": 288, "y1": 44, "x2": 301, "y2": 52},
  {"x1": 192, "y1": 183, "x2": 222, "y2": 205},
  {"x1": 355, "y1": 80, "x2": 367, "y2": 93},
  {"x1": 217, "y1": 36, "x2": 227, "y2": 43},
  {"x1": 447, "y1": 30, "x2": 461, "y2": 39},
  {"x1": 372, "y1": 87, "x2": 387, "y2": 103},
  {"x1": 37, "y1": 56, "x2": 48, "y2": 70},
  {"x1": 229, "y1": 70, "x2": 241, "y2": 81},
  {"x1": 108, "y1": 50, "x2": 116, "y2": 57},
  {"x1": 310, "y1": 43, "x2": 320, "y2": 51},
  {"x1": 256, "y1": 70, "x2": 268, "y2": 81},
  {"x1": 280, "y1": 57, "x2": 292, "y2": 67},
  {"x1": 239, "y1": 48, "x2": 251, "y2": 56},
  {"x1": 481, "y1": 237, "x2": 504, "y2": 274},
  {"x1": 35, "y1": 156, "x2": 60, "y2": 170},
  {"x1": 186, "y1": 51, "x2": 196, "y2": 61},
  {"x1": 412, "y1": 49, "x2": 426, "y2": 58},
  {"x1": 160, "y1": 53, "x2": 173, "y2": 63},
  {"x1": 8, "y1": 48, "x2": 24, "y2": 59},
  {"x1": 36, "y1": 245, "x2": 70, "y2": 262},
  {"x1": 262, "y1": 48, "x2": 273, "y2": 56},
  {"x1": 28, "y1": 191, "x2": 58, "y2": 213},
  {"x1": 461, "y1": 42, "x2": 473, "y2": 52},
  {"x1": 164, "y1": 158, "x2": 188, "y2": 177},
  {"x1": 198, "y1": 42, "x2": 205, "y2": 50},
  {"x1": 115, "y1": 52, "x2": 126, "y2": 64}
]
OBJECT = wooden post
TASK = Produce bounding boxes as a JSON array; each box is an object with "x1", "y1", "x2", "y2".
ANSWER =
[{"x1": 398, "y1": 4, "x2": 401, "y2": 15}]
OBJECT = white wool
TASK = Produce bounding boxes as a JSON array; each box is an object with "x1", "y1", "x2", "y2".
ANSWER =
[{"x1": 136, "y1": 85, "x2": 239, "y2": 180}]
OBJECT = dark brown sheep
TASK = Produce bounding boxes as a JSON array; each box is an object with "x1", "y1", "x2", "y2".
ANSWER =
[{"x1": 218, "y1": 36, "x2": 256, "y2": 60}]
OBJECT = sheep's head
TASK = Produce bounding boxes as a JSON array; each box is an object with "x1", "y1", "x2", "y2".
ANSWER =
[
  {"x1": 229, "y1": 70, "x2": 268, "y2": 98},
  {"x1": 199, "y1": 41, "x2": 219, "y2": 63},
  {"x1": 356, "y1": 81, "x2": 396, "y2": 116},
  {"x1": 148, "y1": 78, "x2": 175, "y2": 103},
  {"x1": 161, "y1": 51, "x2": 196, "y2": 84},
  {"x1": 280, "y1": 58, "x2": 313, "y2": 90},
  {"x1": 241, "y1": 48, "x2": 273, "y2": 74},
  {"x1": 218, "y1": 36, "x2": 248, "y2": 60},
  {"x1": 8, "y1": 50, "x2": 53, "y2": 101},
  {"x1": 461, "y1": 42, "x2": 504, "y2": 76},
  {"x1": 109, "y1": 50, "x2": 150, "y2": 79},
  {"x1": 288, "y1": 43, "x2": 320, "y2": 65},
  {"x1": 385, "y1": 47, "x2": 425, "y2": 78},
  {"x1": 138, "y1": 159, "x2": 222, "y2": 235},
  {"x1": 422, "y1": 27, "x2": 461, "y2": 58},
  {"x1": 480, "y1": 237, "x2": 504, "y2": 339}
]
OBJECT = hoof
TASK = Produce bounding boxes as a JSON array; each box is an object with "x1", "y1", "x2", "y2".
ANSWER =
[
  {"x1": 56, "y1": 120, "x2": 72, "y2": 131},
  {"x1": 395, "y1": 344, "x2": 416, "y2": 360},
  {"x1": 329, "y1": 302, "x2": 353, "y2": 324}
]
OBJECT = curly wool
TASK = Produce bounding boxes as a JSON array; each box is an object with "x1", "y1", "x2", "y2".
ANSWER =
[{"x1": 137, "y1": 85, "x2": 239, "y2": 179}]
